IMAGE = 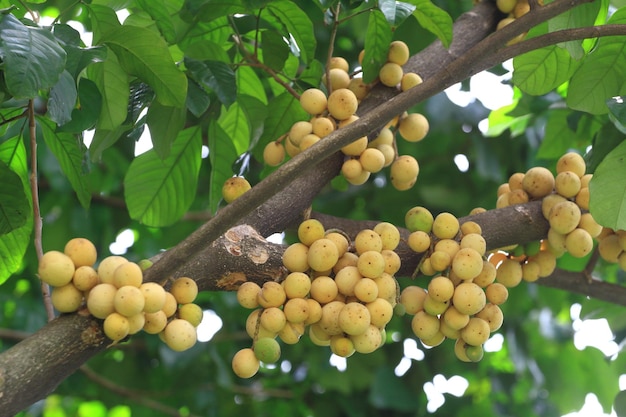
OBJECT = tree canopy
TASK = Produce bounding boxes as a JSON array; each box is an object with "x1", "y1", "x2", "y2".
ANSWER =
[{"x1": 2, "y1": 0, "x2": 626, "y2": 416}]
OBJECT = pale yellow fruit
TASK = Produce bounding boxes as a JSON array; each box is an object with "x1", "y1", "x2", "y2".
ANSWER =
[
  {"x1": 375, "y1": 273, "x2": 397, "y2": 306},
  {"x1": 423, "y1": 295, "x2": 450, "y2": 316},
  {"x1": 370, "y1": 127, "x2": 394, "y2": 147},
  {"x1": 311, "y1": 116, "x2": 335, "y2": 138},
  {"x1": 289, "y1": 121, "x2": 313, "y2": 146},
  {"x1": 319, "y1": 300, "x2": 346, "y2": 336},
  {"x1": 461, "y1": 317, "x2": 490, "y2": 346},
  {"x1": 387, "y1": 40, "x2": 410, "y2": 65},
  {"x1": 443, "y1": 305, "x2": 470, "y2": 330},
  {"x1": 282, "y1": 242, "x2": 309, "y2": 272},
  {"x1": 341, "y1": 158, "x2": 363, "y2": 180},
  {"x1": 472, "y1": 261, "x2": 497, "y2": 288},
  {"x1": 64, "y1": 238, "x2": 97, "y2": 268},
  {"x1": 113, "y1": 262, "x2": 143, "y2": 288},
  {"x1": 430, "y1": 250, "x2": 451, "y2": 272},
  {"x1": 308, "y1": 238, "x2": 339, "y2": 272},
  {"x1": 367, "y1": 297, "x2": 394, "y2": 327},
  {"x1": 260, "y1": 307, "x2": 287, "y2": 333},
  {"x1": 222, "y1": 177, "x2": 251, "y2": 203},
  {"x1": 283, "y1": 272, "x2": 311, "y2": 299},
  {"x1": 354, "y1": 229, "x2": 383, "y2": 254},
  {"x1": 374, "y1": 222, "x2": 401, "y2": 251},
  {"x1": 299, "y1": 133, "x2": 321, "y2": 151},
  {"x1": 555, "y1": 171, "x2": 581, "y2": 198},
  {"x1": 359, "y1": 148, "x2": 386, "y2": 173},
  {"x1": 127, "y1": 313, "x2": 145, "y2": 335},
  {"x1": 72, "y1": 266, "x2": 99, "y2": 292},
  {"x1": 330, "y1": 335, "x2": 356, "y2": 357},
  {"x1": 400, "y1": 285, "x2": 427, "y2": 315},
  {"x1": 309, "y1": 323, "x2": 332, "y2": 346},
  {"x1": 232, "y1": 347, "x2": 260, "y2": 378},
  {"x1": 398, "y1": 113, "x2": 429, "y2": 142},
  {"x1": 485, "y1": 282, "x2": 508, "y2": 305},
  {"x1": 325, "y1": 232, "x2": 349, "y2": 259},
  {"x1": 283, "y1": 298, "x2": 309, "y2": 323},
  {"x1": 390, "y1": 155, "x2": 419, "y2": 183},
  {"x1": 324, "y1": 68, "x2": 351, "y2": 90},
  {"x1": 279, "y1": 321, "x2": 305, "y2": 344},
  {"x1": 576, "y1": 187, "x2": 590, "y2": 210},
  {"x1": 378, "y1": 62, "x2": 403, "y2": 87},
  {"x1": 334, "y1": 265, "x2": 362, "y2": 297},
  {"x1": 432, "y1": 212, "x2": 460, "y2": 240},
  {"x1": 495, "y1": 258, "x2": 523, "y2": 287},
  {"x1": 527, "y1": 250, "x2": 557, "y2": 277},
  {"x1": 236, "y1": 281, "x2": 261, "y2": 309},
  {"x1": 522, "y1": 260, "x2": 541, "y2": 283},
  {"x1": 245, "y1": 309, "x2": 275, "y2": 339},
  {"x1": 350, "y1": 324, "x2": 382, "y2": 353},
  {"x1": 328, "y1": 56, "x2": 349, "y2": 72},
  {"x1": 114, "y1": 285, "x2": 145, "y2": 317},
  {"x1": 549, "y1": 201, "x2": 581, "y2": 235},
  {"x1": 162, "y1": 319, "x2": 197, "y2": 351},
  {"x1": 401, "y1": 72, "x2": 422, "y2": 91},
  {"x1": 381, "y1": 249, "x2": 401, "y2": 275},
  {"x1": 541, "y1": 193, "x2": 567, "y2": 219},
  {"x1": 497, "y1": 0, "x2": 517, "y2": 13},
  {"x1": 522, "y1": 167, "x2": 555, "y2": 199},
  {"x1": 104, "y1": 312, "x2": 130, "y2": 341},
  {"x1": 427, "y1": 275, "x2": 455, "y2": 302},
  {"x1": 460, "y1": 233, "x2": 486, "y2": 255},
  {"x1": 475, "y1": 303, "x2": 504, "y2": 332},
  {"x1": 598, "y1": 234, "x2": 622, "y2": 263},
  {"x1": 578, "y1": 213, "x2": 603, "y2": 238},
  {"x1": 407, "y1": 231, "x2": 431, "y2": 253},
  {"x1": 348, "y1": 77, "x2": 371, "y2": 100},
  {"x1": 452, "y1": 282, "x2": 486, "y2": 315},
  {"x1": 338, "y1": 302, "x2": 371, "y2": 335},
  {"x1": 354, "y1": 278, "x2": 379, "y2": 303},
  {"x1": 300, "y1": 88, "x2": 327, "y2": 115},
  {"x1": 377, "y1": 144, "x2": 396, "y2": 167},
  {"x1": 143, "y1": 310, "x2": 168, "y2": 334},
  {"x1": 304, "y1": 298, "x2": 323, "y2": 325},
  {"x1": 421, "y1": 331, "x2": 446, "y2": 348},
  {"x1": 87, "y1": 283, "x2": 118, "y2": 319},
  {"x1": 557, "y1": 152, "x2": 586, "y2": 177},
  {"x1": 39, "y1": 250, "x2": 76, "y2": 287},
  {"x1": 341, "y1": 136, "x2": 369, "y2": 156},
  {"x1": 263, "y1": 141, "x2": 285, "y2": 166},
  {"x1": 257, "y1": 281, "x2": 287, "y2": 309},
  {"x1": 170, "y1": 277, "x2": 198, "y2": 304},
  {"x1": 97, "y1": 256, "x2": 128, "y2": 285},
  {"x1": 298, "y1": 218, "x2": 325, "y2": 246},
  {"x1": 565, "y1": 228, "x2": 594, "y2": 258},
  {"x1": 357, "y1": 251, "x2": 386, "y2": 279},
  {"x1": 140, "y1": 282, "x2": 167, "y2": 314},
  {"x1": 452, "y1": 248, "x2": 484, "y2": 281},
  {"x1": 327, "y1": 88, "x2": 358, "y2": 120},
  {"x1": 411, "y1": 311, "x2": 441, "y2": 340},
  {"x1": 51, "y1": 283, "x2": 84, "y2": 313},
  {"x1": 310, "y1": 275, "x2": 338, "y2": 304}
]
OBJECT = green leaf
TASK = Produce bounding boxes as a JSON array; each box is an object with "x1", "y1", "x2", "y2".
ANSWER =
[
  {"x1": 266, "y1": 0, "x2": 316, "y2": 64},
  {"x1": 548, "y1": 0, "x2": 602, "y2": 59},
  {"x1": 124, "y1": 126, "x2": 202, "y2": 227},
  {"x1": 261, "y1": 29, "x2": 289, "y2": 72},
  {"x1": 513, "y1": 45, "x2": 580, "y2": 96},
  {"x1": 146, "y1": 101, "x2": 187, "y2": 159},
  {"x1": 298, "y1": 59, "x2": 325, "y2": 88},
  {"x1": 0, "y1": 160, "x2": 28, "y2": 235},
  {"x1": 408, "y1": 0, "x2": 453, "y2": 49},
  {"x1": 208, "y1": 121, "x2": 238, "y2": 214},
  {"x1": 236, "y1": 65, "x2": 267, "y2": 105},
  {"x1": 0, "y1": 14, "x2": 66, "y2": 99},
  {"x1": 47, "y1": 71, "x2": 78, "y2": 126},
  {"x1": 88, "y1": 56, "x2": 130, "y2": 130},
  {"x1": 185, "y1": 58, "x2": 237, "y2": 107},
  {"x1": 362, "y1": 9, "x2": 392, "y2": 84},
  {"x1": 238, "y1": 95, "x2": 268, "y2": 150},
  {"x1": 218, "y1": 101, "x2": 249, "y2": 155},
  {"x1": 88, "y1": 125, "x2": 129, "y2": 161},
  {"x1": 379, "y1": 0, "x2": 416, "y2": 27},
  {"x1": 53, "y1": 23, "x2": 108, "y2": 80},
  {"x1": 87, "y1": 4, "x2": 121, "y2": 45},
  {"x1": 101, "y1": 25, "x2": 188, "y2": 107},
  {"x1": 0, "y1": 137, "x2": 32, "y2": 285},
  {"x1": 537, "y1": 109, "x2": 590, "y2": 159},
  {"x1": 135, "y1": 0, "x2": 177, "y2": 43},
  {"x1": 186, "y1": 80, "x2": 211, "y2": 117},
  {"x1": 58, "y1": 78, "x2": 103, "y2": 133},
  {"x1": 607, "y1": 95, "x2": 626, "y2": 133},
  {"x1": 38, "y1": 117, "x2": 91, "y2": 208},
  {"x1": 184, "y1": 40, "x2": 230, "y2": 63},
  {"x1": 589, "y1": 139, "x2": 626, "y2": 229},
  {"x1": 566, "y1": 8, "x2": 626, "y2": 115},
  {"x1": 177, "y1": 16, "x2": 232, "y2": 52},
  {"x1": 183, "y1": 0, "x2": 246, "y2": 23}
]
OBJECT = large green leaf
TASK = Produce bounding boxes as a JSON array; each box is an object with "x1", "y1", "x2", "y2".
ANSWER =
[
  {"x1": 407, "y1": 0, "x2": 453, "y2": 49},
  {"x1": 0, "y1": 14, "x2": 66, "y2": 99},
  {"x1": 589, "y1": 139, "x2": 626, "y2": 229},
  {"x1": 146, "y1": 101, "x2": 187, "y2": 159},
  {"x1": 124, "y1": 126, "x2": 202, "y2": 227},
  {"x1": 0, "y1": 160, "x2": 28, "y2": 236},
  {"x1": 362, "y1": 9, "x2": 392, "y2": 84},
  {"x1": 548, "y1": 0, "x2": 603, "y2": 59},
  {"x1": 261, "y1": 29, "x2": 290, "y2": 72},
  {"x1": 182, "y1": 0, "x2": 246, "y2": 23},
  {"x1": 237, "y1": 65, "x2": 267, "y2": 105},
  {"x1": 88, "y1": 56, "x2": 130, "y2": 130},
  {"x1": 88, "y1": 125, "x2": 130, "y2": 162},
  {"x1": 185, "y1": 59, "x2": 236, "y2": 107},
  {"x1": 0, "y1": 136, "x2": 32, "y2": 285},
  {"x1": 208, "y1": 121, "x2": 238, "y2": 214},
  {"x1": 266, "y1": 0, "x2": 316, "y2": 64},
  {"x1": 379, "y1": 0, "x2": 417, "y2": 27},
  {"x1": 87, "y1": 4, "x2": 121, "y2": 45},
  {"x1": 536, "y1": 109, "x2": 590, "y2": 159},
  {"x1": 52, "y1": 24, "x2": 108, "y2": 80},
  {"x1": 101, "y1": 25, "x2": 188, "y2": 107},
  {"x1": 58, "y1": 78, "x2": 103, "y2": 133},
  {"x1": 47, "y1": 70, "x2": 78, "y2": 126},
  {"x1": 567, "y1": 8, "x2": 626, "y2": 114},
  {"x1": 218, "y1": 101, "x2": 249, "y2": 155},
  {"x1": 135, "y1": 0, "x2": 177, "y2": 43},
  {"x1": 38, "y1": 118, "x2": 91, "y2": 209},
  {"x1": 513, "y1": 45, "x2": 580, "y2": 96}
]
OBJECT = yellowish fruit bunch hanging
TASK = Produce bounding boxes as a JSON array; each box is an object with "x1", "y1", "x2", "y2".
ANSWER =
[{"x1": 38, "y1": 238, "x2": 201, "y2": 352}]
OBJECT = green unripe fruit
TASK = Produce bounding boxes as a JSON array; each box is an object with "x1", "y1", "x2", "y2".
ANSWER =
[
  {"x1": 464, "y1": 344, "x2": 484, "y2": 362},
  {"x1": 253, "y1": 337, "x2": 281, "y2": 363},
  {"x1": 222, "y1": 177, "x2": 251, "y2": 203},
  {"x1": 39, "y1": 250, "x2": 75, "y2": 287}
]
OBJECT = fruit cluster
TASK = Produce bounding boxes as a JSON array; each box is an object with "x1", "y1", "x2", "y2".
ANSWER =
[
  {"x1": 495, "y1": 0, "x2": 544, "y2": 45},
  {"x1": 403, "y1": 207, "x2": 511, "y2": 361},
  {"x1": 38, "y1": 238, "x2": 200, "y2": 351},
  {"x1": 232, "y1": 219, "x2": 402, "y2": 377},
  {"x1": 261, "y1": 40, "x2": 428, "y2": 191}
]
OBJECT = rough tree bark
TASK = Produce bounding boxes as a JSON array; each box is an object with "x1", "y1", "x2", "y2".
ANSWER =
[{"x1": 0, "y1": 0, "x2": 618, "y2": 415}]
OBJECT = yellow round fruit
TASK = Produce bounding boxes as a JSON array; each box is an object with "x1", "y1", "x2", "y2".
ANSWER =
[
  {"x1": 298, "y1": 218, "x2": 325, "y2": 246},
  {"x1": 87, "y1": 283, "x2": 118, "y2": 319},
  {"x1": 236, "y1": 281, "x2": 261, "y2": 309},
  {"x1": 257, "y1": 281, "x2": 287, "y2": 309},
  {"x1": 39, "y1": 250, "x2": 75, "y2": 287},
  {"x1": 103, "y1": 312, "x2": 130, "y2": 341},
  {"x1": 328, "y1": 56, "x2": 349, "y2": 72},
  {"x1": 140, "y1": 282, "x2": 167, "y2": 313},
  {"x1": 338, "y1": 302, "x2": 371, "y2": 336},
  {"x1": 222, "y1": 177, "x2": 251, "y2": 203},
  {"x1": 390, "y1": 155, "x2": 419, "y2": 183},
  {"x1": 401, "y1": 72, "x2": 422, "y2": 91},
  {"x1": 289, "y1": 121, "x2": 313, "y2": 146},
  {"x1": 163, "y1": 318, "x2": 197, "y2": 351},
  {"x1": 113, "y1": 262, "x2": 143, "y2": 288},
  {"x1": 387, "y1": 40, "x2": 410, "y2": 65},
  {"x1": 378, "y1": 62, "x2": 403, "y2": 87},
  {"x1": 282, "y1": 242, "x2": 309, "y2": 273},
  {"x1": 411, "y1": 311, "x2": 441, "y2": 340},
  {"x1": 432, "y1": 212, "x2": 460, "y2": 240},
  {"x1": 311, "y1": 116, "x2": 336, "y2": 138},
  {"x1": 324, "y1": 68, "x2": 351, "y2": 90},
  {"x1": 64, "y1": 238, "x2": 97, "y2": 268},
  {"x1": 170, "y1": 277, "x2": 198, "y2": 304},
  {"x1": 300, "y1": 88, "x2": 327, "y2": 115},
  {"x1": 359, "y1": 148, "x2": 386, "y2": 173},
  {"x1": 452, "y1": 282, "x2": 486, "y2": 315},
  {"x1": 232, "y1": 348, "x2": 260, "y2": 378},
  {"x1": 398, "y1": 113, "x2": 429, "y2": 142},
  {"x1": 114, "y1": 285, "x2": 145, "y2": 317},
  {"x1": 72, "y1": 266, "x2": 99, "y2": 292},
  {"x1": 350, "y1": 324, "x2": 383, "y2": 353},
  {"x1": 263, "y1": 141, "x2": 285, "y2": 167},
  {"x1": 327, "y1": 88, "x2": 358, "y2": 120},
  {"x1": 97, "y1": 255, "x2": 128, "y2": 285},
  {"x1": 307, "y1": 238, "x2": 339, "y2": 272},
  {"x1": 178, "y1": 303, "x2": 203, "y2": 327},
  {"x1": 522, "y1": 167, "x2": 555, "y2": 199},
  {"x1": 143, "y1": 310, "x2": 168, "y2": 334},
  {"x1": 310, "y1": 275, "x2": 338, "y2": 304},
  {"x1": 51, "y1": 283, "x2": 84, "y2": 313}
]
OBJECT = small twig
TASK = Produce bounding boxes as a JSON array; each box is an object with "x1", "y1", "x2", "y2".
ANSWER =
[
  {"x1": 0, "y1": 328, "x2": 31, "y2": 341},
  {"x1": 28, "y1": 101, "x2": 54, "y2": 322},
  {"x1": 0, "y1": 109, "x2": 28, "y2": 126},
  {"x1": 80, "y1": 365, "x2": 204, "y2": 417},
  {"x1": 324, "y1": 3, "x2": 342, "y2": 94}
]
